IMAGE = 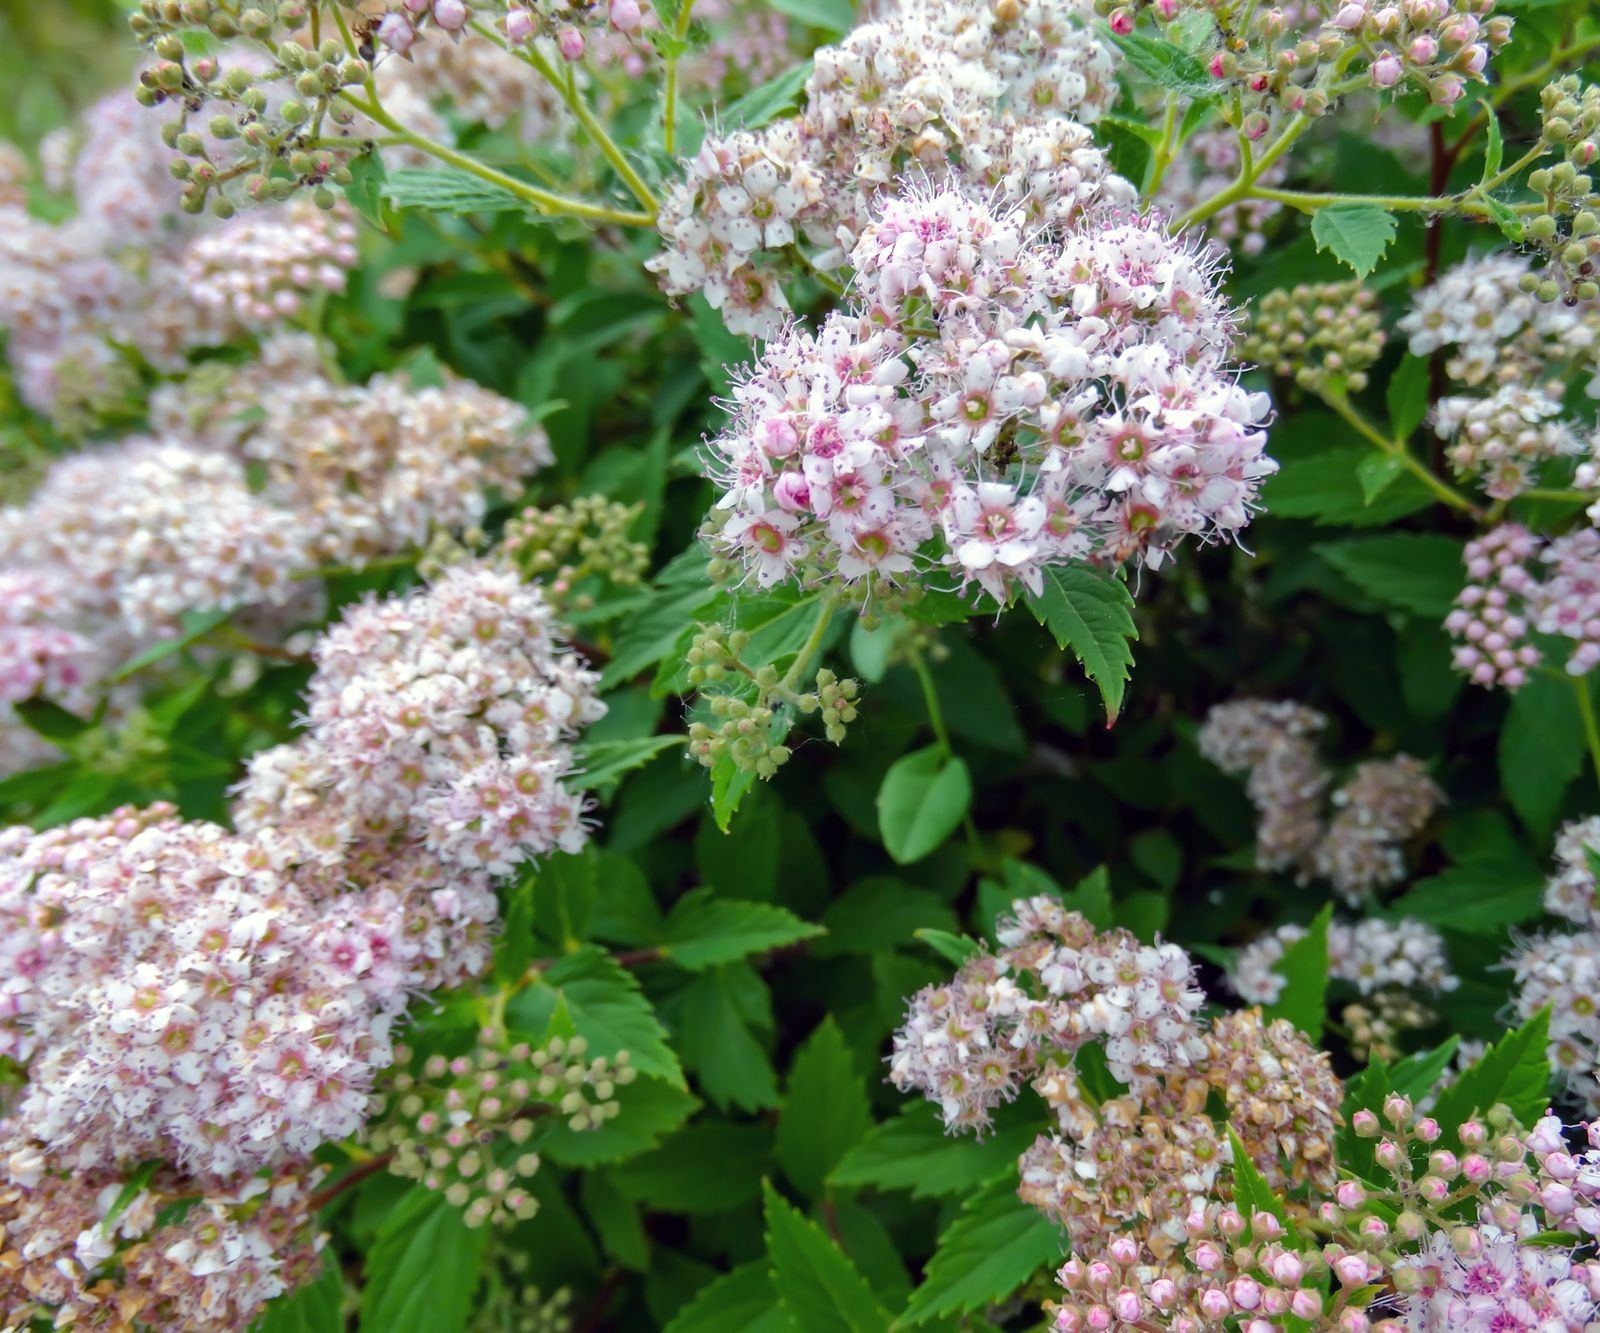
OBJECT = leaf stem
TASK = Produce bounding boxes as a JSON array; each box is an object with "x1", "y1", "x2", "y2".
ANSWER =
[
  {"x1": 779, "y1": 593, "x2": 839, "y2": 692},
  {"x1": 340, "y1": 92, "x2": 654, "y2": 227},
  {"x1": 908, "y1": 643, "x2": 985, "y2": 861},
  {"x1": 662, "y1": 0, "x2": 698, "y2": 157},
  {"x1": 1321, "y1": 392, "x2": 1484, "y2": 518},
  {"x1": 469, "y1": 21, "x2": 659, "y2": 215}
]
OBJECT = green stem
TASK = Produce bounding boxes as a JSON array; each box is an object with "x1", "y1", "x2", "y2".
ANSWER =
[
  {"x1": 1143, "y1": 95, "x2": 1181, "y2": 197},
  {"x1": 908, "y1": 646, "x2": 986, "y2": 863},
  {"x1": 470, "y1": 21, "x2": 659, "y2": 215},
  {"x1": 1575, "y1": 675, "x2": 1600, "y2": 800},
  {"x1": 341, "y1": 93, "x2": 653, "y2": 227},
  {"x1": 662, "y1": 0, "x2": 698, "y2": 158},
  {"x1": 1322, "y1": 393, "x2": 1485, "y2": 518},
  {"x1": 779, "y1": 594, "x2": 839, "y2": 692},
  {"x1": 1521, "y1": 488, "x2": 1594, "y2": 503},
  {"x1": 1175, "y1": 113, "x2": 1313, "y2": 230}
]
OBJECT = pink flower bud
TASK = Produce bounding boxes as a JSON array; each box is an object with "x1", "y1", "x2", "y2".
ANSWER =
[
  {"x1": 1110, "y1": 7, "x2": 1135, "y2": 34},
  {"x1": 1360, "y1": 1216, "x2": 1390, "y2": 1240},
  {"x1": 1375, "y1": 1140, "x2": 1401, "y2": 1169},
  {"x1": 1291, "y1": 1290, "x2": 1324, "y2": 1319},
  {"x1": 1253, "y1": 1212, "x2": 1285, "y2": 1242},
  {"x1": 1462, "y1": 1154, "x2": 1492, "y2": 1184},
  {"x1": 1154, "y1": 0, "x2": 1178, "y2": 17},
  {"x1": 1419, "y1": 1176, "x2": 1449, "y2": 1203},
  {"x1": 1219, "y1": 1208, "x2": 1246, "y2": 1238},
  {"x1": 432, "y1": 0, "x2": 469, "y2": 32},
  {"x1": 1193, "y1": 1242, "x2": 1224, "y2": 1272},
  {"x1": 1056, "y1": 1312, "x2": 1080, "y2": 1333},
  {"x1": 1339, "y1": 1312, "x2": 1370, "y2": 1333},
  {"x1": 1269, "y1": 1252, "x2": 1305, "y2": 1285},
  {"x1": 1208, "y1": 52, "x2": 1227, "y2": 77},
  {"x1": 1113, "y1": 1291, "x2": 1142, "y2": 1322},
  {"x1": 1086, "y1": 1261, "x2": 1114, "y2": 1290},
  {"x1": 1229, "y1": 1278, "x2": 1262, "y2": 1311},
  {"x1": 1086, "y1": 1306, "x2": 1112, "y2": 1332},
  {"x1": 505, "y1": 7, "x2": 535, "y2": 41},
  {"x1": 1428, "y1": 1150, "x2": 1459, "y2": 1178},
  {"x1": 1150, "y1": 1279, "x2": 1178, "y2": 1310},
  {"x1": 1336, "y1": 1181, "x2": 1366, "y2": 1209},
  {"x1": 1545, "y1": 1151, "x2": 1580, "y2": 1181},
  {"x1": 1352, "y1": 1110, "x2": 1379, "y2": 1138},
  {"x1": 377, "y1": 12, "x2": 417, "y2": 53},
  {"x1": 1334, "y1": 2, "x2": 1366, "y2": 27},
  {"x1": 1107, "y1": 1237, "x2": 1139, "y2": 1267},
  {"x1": 609, "y1": 0, "x2": 643, "y2": 32},
  {"x1": 557, "y1": 26, "x2": 585, "y2": 60},
  {"x1": 1409, "y1": 34, "x2": 1439, "y2": 62},
  {"x1": 1334, "y1": 1254, "x2": 1369, "y2": 1285},
  {"x1": 1414, "y1": 1118, "x2": 1440, "y2": 1143},
  {"x1": 1543, "y1": 1183, "x2": 1578, "y2": 1215},
  {"x1": 1383, "y1": 1095, "x2": 1412, "y2": 1126},
  {"x1": 1200, "y1": 1288, "x2": 1231, "y2": 1320},
  {"x1": 1527, "y1": 1116, "x2": 1567, "y2": 1156}
]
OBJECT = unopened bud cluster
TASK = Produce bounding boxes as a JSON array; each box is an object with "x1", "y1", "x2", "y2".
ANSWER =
[
  {"x1": 373, "y1": 1032, "x2": 634, "y2": 1228},
  {"x1": 1243, "y1": 281, "x2": 1386, "y2": 394},
  {"x1": 1518, "y1": 77, "x2": 1600, "y2": 302},
  {"x1": 130, "y1": 4, "x2": 366, "y2": 211},
  {"x1": 499, "y1": 497, "x2": 649, "y2": 610},
  {"x1": 374, "y1": 1, "x2": 650, "y2": 65},
  {"x1": 685, "y1": 624, "x2": 860, "y2": 778}
]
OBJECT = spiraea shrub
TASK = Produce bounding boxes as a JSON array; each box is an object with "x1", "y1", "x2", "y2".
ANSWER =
[{"x1": 2, "y1": 0, "x2": 1600, "y2": 1329}]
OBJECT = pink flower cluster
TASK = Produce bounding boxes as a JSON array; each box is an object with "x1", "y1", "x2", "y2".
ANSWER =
[
  {"x1": 704, "y1": 183, "x2": 1273, "y2": 602},
  {"x1": 1435, "y1": 385, "x2": 1582, "y2": 501},
  {"x1": 1230, "y1": 916, "x2": 1457, "y2": 1004},
  {"x1": 182, "y1": 199, "x2": 360, "y2": 328},
  {"x1": 0, "y1": 567, "x2": 601, "y2": 1326},
  {"x1": 1323, "y1": 0, "x2": 1511, "y2": 105},
  {"x1": 376, "y1": 0, "x2": 649, "y2": 62},
  {"x1": 1447, "y1": 524, "x2": 1600, "y2": 687},
  {"x1": 649, "y1": 0, "x2": 1124, "y2": 336}
]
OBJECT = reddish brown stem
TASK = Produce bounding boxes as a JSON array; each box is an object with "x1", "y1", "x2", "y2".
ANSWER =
[{"x1": 307, "y1": 1152, "x2": 394, "y2": 1212}]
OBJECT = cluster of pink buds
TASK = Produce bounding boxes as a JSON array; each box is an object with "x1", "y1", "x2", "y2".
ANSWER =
[{"x1": 376, "y1": 0, "x2": 648, "y2": 62}]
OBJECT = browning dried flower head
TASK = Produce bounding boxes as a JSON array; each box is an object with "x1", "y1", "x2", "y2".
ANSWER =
[{"x1": 1242, "y1": 280, "x2": 1386, "y2": 394}]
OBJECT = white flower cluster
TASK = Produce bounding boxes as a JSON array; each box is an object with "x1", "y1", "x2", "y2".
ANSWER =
[
  {"x1": 0, "y1": 567, "x2": 602, "y2": 1328},
  {"x1": 1434, "y1": 385, "x2": 1582, "y2": 501},
  {"x1": 1229, "y1": 916, "x2": 1458, "y2": 1004},
  {"x1": 703, "y1": 182, "x2": 1273, "y2": 602},
  {"x1": 890, "y1": 895, "x2": 1207, "y2": 1131},
  {"x1": 0, "y1": 94, "x2": 361, "y2": 425},
  {"x1": 649, "y1": 0, "x2": 1124, "y2": 336},
  {"x1": 1198, "y1": 700, "x2": 1443, "y2": 902},
  {"x1": 0, "y1": 335, "x2": 551, "y2": 776}
]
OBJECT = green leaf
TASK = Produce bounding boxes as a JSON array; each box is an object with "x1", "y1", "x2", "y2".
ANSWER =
[
  {"x1": 831, "y1": 1107, "x2": 1036, "y2": 1200},
  {"x1": 1390, "y1": 856, "x2": 1544, "y2": 934},
  {"x1": 530, "y1": 848, "x2": 598, "y2": 957},
  {"x1": 496, "y1": 867, "x2": 537, "y2": 987},
  {"x1": 1225, "y1": 1127, "x2": 1299, "y2": 1245},
  {"x1": 769, "y1": 0, "x2": 852, "y2": 33},
  {"x1": 252, "y1": 1260, "x2": 344, "y2": 1333},
  {"x1": 1098, "y1": 23, "x2": 1219, "y2": 99},
  {"x1": 678, "y1": 965, "x2": 781, "y2": 1112},
  {"x1": 614, "y1": 1121, "x2": 772, "y2": 1215},
  {"x1": 876, "y1": 747, "x2": 972, "y2": 865},
  {"x1": 898, "y1": 1179, "x2": 1063, "y2": 1325},
  {"x1": 665, "y1": 1262, "x2": 799, "y2": 1333},
  {"x1": 1311, "y1": 204, "x2": 1398, "y2": 279},
  {"x1": 539, "y1": 1076, "x2": 700, "y2": 1166},
  {"x1": 572, "y1": 735, "x2": 685, "y2": 790},
  {"x1": 662, "y1": 888, "x2": 824, "y2": 970},
  {"x1": 344, "y1": 150, "x2": 388, "y2": 228},
  {"x1": 1356, "y1": 452, "x2": 1405, "y2": 503},
  {"x1": 1023, "y1": 566, "x2": 1137, "y2": 723},
  {"x1": 1483, "y1": 195, "x2": 1525, "y2": 243},
  {"x1": 1385, "y1": 353, "x2": 1432, "y2": 444},
  {"x1": 1316, "y1": 533, "x2": 1464, "y2": 617},
  {"x1": 1478, "y1": 98, "x2": 1503, "y2": 184},
  {"x1": 1058, "y1": 864, "x2": 1114, "y2": 930},
  {"x1": 723, "y1": 59, "x2": 815, "y2": 131},
  {"x1": 913, "y1": 928, "x2": 983, "y2": 967},
  {"x1": 764, "y1": 1182, "x2": 892, "y2": 1333},
  {"x1": 814, "y1": 879, "x2": 959, "y2": 958},
  {"x1": 776, "y1": 1017, "x2": 873, "y2": 1198},
  {"x1": 358, "y1": 1188, "x2": 489, "y2": 1333},
  {"x1": 580, "y1": 1171, "x2": 650, "y2": 1270},
  {"x1": 1431, "y1": 1008, "x2": 1553, "y2": 1151},
  {"x1": 1500, "y1": 674, "x2": 1589, "y2": 840},
  {"x1": 1263, "y1": 448, "x2": 1433, "y2": 526},
  {"x1": 382, "y1": 166, "x2": 527, "y2": 215},
  {"x1": 1262, "y1": 904, "x2": 1331, "y2": 1043},
  {"x1": 13, "y1": 697, "x2": 91, "y2": 743},
  {"x1": 508, "y1": 946, "x2": 683, "y2": 1085},
  {"x1": 112, "y1": 607, "x2": 232, "y2": 682}
]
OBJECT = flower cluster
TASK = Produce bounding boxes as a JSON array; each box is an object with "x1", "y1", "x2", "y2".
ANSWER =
[
  {"x1": 0, "y1": 566, "x2": 604, "y2": 1327},
  {"x1": 1435, "y1": 385, "x2": 1581, "y2": 501},
  {"x1": 1198, "y1": 700, "x2": 1443, "y2": 900},
  {"x1": 1242, "y1": 279, "x2": 1387, "y2": 394},
  {"x1": 1521, "y1": 76, "x2": 1600, "y2": 303},
  {"x1": 1230, "y1": 916, "x2": 1458, "y2": 1005},
  {"x1": 371, "y1": 1033, "x2": 635, "y2": 1228},
  {"x1": 499, "y1": 495, "x2": 650, "y2": 612},
  {"x1": 376, "y1": 0, "x2": 651, "y2": 61},
  {"x1": 702, "y1": 182, "x2": 1273, "y2": 604},
  {"x1": 649, "y1": 0, "x2": 1125, "y2": 336},
  {"x1": 1446, "y1": 524, "x2": 1600, "y2": 687},
  {"x1": 181, "y1": 199, "x2": 361, "y2": 328}
]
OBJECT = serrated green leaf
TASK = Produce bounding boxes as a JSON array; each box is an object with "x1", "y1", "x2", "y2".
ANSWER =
[
  {"x1": 664, "y1": 1262, "x2": 799, "y2": 1333},
  {"x1": 344, "y1": 150, "x2": 388, "y2": 228},
  {"x1": 776, "y1": 1017, "x2": 873, "y2": 1199},
  {"x1": 1356, "y1": 451, "x2": 1405, "y2": 503},
  {"x1": 1500, "y1": 673, "x2": 1588, "y2": 840},
  {"x1": 571, "y1": 735, "x2": 685, "y2": 790},
  {"x1": 1098, "y1": 23, "x2": 1219, "y2": 99},
  {"x1": 1225, "y1": 1127, "x2": 1301, "y2": 1246},
  {"x1": 814, "y1": 879, "x2": 959, "y2": 958},
  {"x1": 580, "y1": 1171, "x2": 650, "y2": 1270},
  {"x1": 1311, "y1": 204, "x2": 1397, "y2": 279},
  {"x1": 1316, "y1": 533, "x2": 1464, "y2": 617},
  {"x1": 1262, "y1": 448, "x2": 1434, "y2": 526},
  {"x1": 764, "y1": 1182, "x2": 892, "y2": 1333},
  {"x1": 382, "y1": 166, "x2": 526, "y2": 215},
  {"x1": 1385, "y1": 353, "x2": 1431, "y2": 444},
  {"x1": 1431, "y1": 1008, "x2": 1553, "y2": 1152},
  {"x1": 358, "y1": 1189, "x2": 489, "y2": 1333},
  {"x1": 898, "y1": 1179, "x2": 1063, "y2": 1325},
  {"x1": 830, "y1": 1108, "x2": 1036, "y2": 1200},
  {"x1": 1262, "y1": 904, "x2": 1331, "y2": 1042},
  {"x1": 539, "y1": 1076, "x2": 701, "y2": 1166},
  {"x1": 614, "y1": 1121, "x2": 772, "y2": 1214},
  {"x1": 678, "y1": 964, "x2": 780, "y2": 1112},
  {"x1": 876, "y1": 747, "x2": 972, "y2": 865},
  {"x1": 769, "y1": 0, "x2": 852, "y2": 33},
  {"x1": 662, "y1": 888, "x2": 824, "y2": 970},
  {"x1": 913, "y1": 928, "x2": 982, "y2": 967},
  {"x1": 508, "y1": 946, "x2": 683, "y2": 1085},
  {"x1": 1390, "y1": 856, "x2": 1543, "y2": 933},
  {"x1": 252, "y1": 1260, "x2": 344, "y2": 1333},
  {"x1": 1023, "y1": 566, "x2": 1137, "y2": 723},
  {"x1": 13, "y1": 697, "x2": 91, "y2": 743},
  {"x1": 1478, "y1": 98, "x2": 1503, "y2": 185},
  {"x1": 722, "y1": 59, "x2": 815, "y2": 131}
]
